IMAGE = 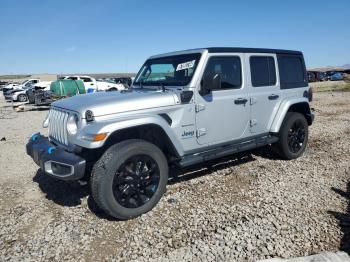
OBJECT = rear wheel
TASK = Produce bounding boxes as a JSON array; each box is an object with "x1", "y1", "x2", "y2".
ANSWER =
[
  {"x1": 91, "y1": 139, "x2": 168, "y2": 219},
  {"x1": 273, "y1": 112, "x2": 308, "y2": 160}
]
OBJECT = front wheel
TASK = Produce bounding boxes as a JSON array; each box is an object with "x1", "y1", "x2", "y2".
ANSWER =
[
  {"x1": 18, "y1": 94, "x2": 28, "y2": 102},
  {"x1": 273, "y1": 112, "x2": 309, "y2": 160},
  {"x1": 91, "y1": 139, "x2": 168, "y2": 219}
]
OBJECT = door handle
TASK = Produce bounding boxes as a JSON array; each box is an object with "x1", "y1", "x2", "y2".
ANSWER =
[
  {"x1": 268, "y1": 94, "x2": 279, "y2": 100},
  {"x1": 234, "y1": 98, "x2": 248, "y2": 105}
]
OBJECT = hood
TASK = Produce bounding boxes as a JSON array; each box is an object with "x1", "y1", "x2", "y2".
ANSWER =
[{"x1": 52, "y1": 89, "x2": 179, "y2": 117}]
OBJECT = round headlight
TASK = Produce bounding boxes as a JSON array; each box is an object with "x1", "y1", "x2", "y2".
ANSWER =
[{"x1": 67, "y1": 114, "x2": 78, "y2": 135}]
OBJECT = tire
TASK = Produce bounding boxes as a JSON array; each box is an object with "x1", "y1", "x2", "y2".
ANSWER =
[
  {"x1": 18, "y1": 94, "x2": 28, "y2": 102},
  {"x1": 107, "y1": 88, "x2": 118, "y2": 92},
  {"x1": 91, "y1": 139, "x2": 168, "y2": 220},
  {"x1": 273, "y1": 112, "x2": 308, "y2": 160}
]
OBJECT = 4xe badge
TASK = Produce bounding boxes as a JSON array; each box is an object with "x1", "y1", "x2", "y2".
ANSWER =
[{"x1": 181, "y1": 130, "x2": 195, "y2": 139}]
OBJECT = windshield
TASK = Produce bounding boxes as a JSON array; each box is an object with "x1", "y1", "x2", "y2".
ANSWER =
[{"x1": 134, "y1": 53, "x2": 201, "y2": 86}]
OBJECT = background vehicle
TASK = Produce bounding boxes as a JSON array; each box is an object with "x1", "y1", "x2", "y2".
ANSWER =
[
  {"x1": 330, "y1": 72, "x2": 344, "y2": 81},
  {"x1": 318, "y1": 72, "x2": 327, "y2": 81},
  {"x1": 2, "y1": 83, "x2": 19, "y2": 95},
  {"x1": 26, "y1": 81, "x2": 52, "y2": 104},
  {"x1": 3, "y1": 79, "x2": 40, "y2": 101},
  {"x1": 109, "y1": 77, "x2": 133, "y2": 87},
  {"x1": 0, "y1": 81, "x2": 9, "y2": 91},
  {"x1": 307, "y1": 72, "x2": 316, "y2": 82},
  {"x1": 27, "y1": 47, "x2": 314, "y2": 220},
  {"x1": 29, "y1": 79, "x2": 86, "y2": 105},
  {"x1": 60, "y1": 76, "x2": 126, "y2": 92}
]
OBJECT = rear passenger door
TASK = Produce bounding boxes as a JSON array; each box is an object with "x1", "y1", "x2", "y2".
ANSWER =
[{"x1": 247, "y1": 54, "x2": 281, "y2": 134}]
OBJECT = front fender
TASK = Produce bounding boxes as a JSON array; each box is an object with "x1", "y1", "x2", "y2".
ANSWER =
[
  {"x1": 75, "y1": 114, "x2": 184, "y2": 155},
  {"x1": 270, "y1": 98, "x2": 311, "y2": 133}
]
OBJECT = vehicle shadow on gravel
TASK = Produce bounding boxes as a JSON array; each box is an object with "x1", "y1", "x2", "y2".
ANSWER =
[
  {"x1": 33, "y1": 169, "x2": 125, "y2": 221},
  {"x1": 33, "y1": 170, "x2": 89, "y2": 206},
  {"x1": 250, "y1": 145, "x2": 281, "y2": 160},
  {"x1": 32, "y1": 148, "x2": 276, "y2": 221},
  {"x1": 329, "y1": 182, "x2": 350, "y2": 254}
]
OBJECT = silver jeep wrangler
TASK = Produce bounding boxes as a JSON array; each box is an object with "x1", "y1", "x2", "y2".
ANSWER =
[{"x1": 26, "y1": 47, "x2": 314, "y2": 219}]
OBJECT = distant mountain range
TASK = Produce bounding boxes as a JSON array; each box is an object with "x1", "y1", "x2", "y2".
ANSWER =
[{"x1": 309, "y1": 64, "x2": 350, "y2": 71}]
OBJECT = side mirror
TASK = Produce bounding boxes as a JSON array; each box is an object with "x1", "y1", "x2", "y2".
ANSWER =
[{"x1": 200, "y1": 73, "x2": 221, "y2": 96}]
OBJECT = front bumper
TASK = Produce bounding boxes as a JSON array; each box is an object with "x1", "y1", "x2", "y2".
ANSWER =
[
  {"x1": 26, "y1": 133, "x2": 86, "y2": 181},
  {"x1": 4, "y1": 94, "x2": 13, "y2": 100}
]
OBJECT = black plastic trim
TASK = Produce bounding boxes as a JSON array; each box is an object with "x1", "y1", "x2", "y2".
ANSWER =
[
  {"x1": 180, "y1": 91, "x2": 193, "y2": 103},
  {"x1": 180, "y1": 134, "x2": 278, "y2": 167},
  {"x1": 159, "y1": 114, "x2": 172, "y2": 126},
  {"x1": 26, "y1": 134, "x2": 86, "y2": 181}
]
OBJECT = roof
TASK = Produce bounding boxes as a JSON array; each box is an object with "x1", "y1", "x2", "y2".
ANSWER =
[
  {"x1": 206, "y1": 47, "x2": 302, "y2": 55},
  {"x1": 150, "y1": 47, "x2": 302, "y2": 59}
]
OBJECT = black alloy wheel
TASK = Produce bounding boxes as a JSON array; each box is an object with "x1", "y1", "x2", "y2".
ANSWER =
[
  {"x1": 113, "y1": 155, "x2": 160, "y2": 208},
  {"x1": 287, "y1": 120, "x2": 306, "y2": 154},
  {"x1": 272, "y1": 112, "x2": 309, "y2": 160}
]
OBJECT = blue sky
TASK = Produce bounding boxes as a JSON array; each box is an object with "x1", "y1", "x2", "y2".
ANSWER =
[{"x1": 0, "y1": 0, "x2": 349, "y2": 74}]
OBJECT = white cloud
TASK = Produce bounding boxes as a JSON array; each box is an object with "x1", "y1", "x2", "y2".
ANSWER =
[{"x1": 65, "y1": 46, "x2": 77, "y2": 52}]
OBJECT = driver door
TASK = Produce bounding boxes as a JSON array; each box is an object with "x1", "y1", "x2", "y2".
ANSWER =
[{"x1": 195, "y1": 54, "x2": 250, "y2": 145}]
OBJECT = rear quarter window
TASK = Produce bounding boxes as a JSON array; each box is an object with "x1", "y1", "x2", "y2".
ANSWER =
[
  {"x1": 250, "y1": 56, "x2": 276, "y2": 87},
  {"x1": 278, "y1": 54, "x2": 307, "y2": 89}
]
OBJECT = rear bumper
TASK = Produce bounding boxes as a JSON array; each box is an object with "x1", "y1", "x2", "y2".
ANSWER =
[{"x1": 26, "y1": 133, "x2": 86, "y2": 181}]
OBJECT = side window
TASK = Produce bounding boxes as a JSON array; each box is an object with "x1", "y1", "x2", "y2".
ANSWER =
[
  {"x1": 81, "y1": 77, "x2": 92, "y2": 82},
  {"x1": 68, "y1": 77, "x2": 78, "y2": 80},
  {"x1": 250, "y1": 56, "x2": 276, "y2": 87},
  {"x1": 278, "y1": 54, "x2": 307, "y2": 89},
  {"x1": 203, "y1": 56, "x2": 242, "y2": 90}
]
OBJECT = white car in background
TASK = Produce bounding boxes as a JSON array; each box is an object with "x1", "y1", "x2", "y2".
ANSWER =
[
  {"x1": 61, "y1": 76, "x2": 126, "y2": 92},
  {"x1": 11, "y1": 81, "x2": 52, "y2": 102},
  {"x1": 4, "y1": 79, "x2": 41, "y2": 101},
  {"x1": 15, "y1": 79, "x2": 40, "y2": 90}
]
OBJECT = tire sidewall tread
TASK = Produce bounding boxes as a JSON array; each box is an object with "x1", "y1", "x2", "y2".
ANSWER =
[
  {"x1": 275, "y1": 112, "x2": 309, "y2": 160},
  {"x1": 91, "y1": 139, "x2": 168, "y2": 220}
]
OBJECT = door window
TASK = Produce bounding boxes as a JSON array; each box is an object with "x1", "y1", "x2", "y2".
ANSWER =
[
  {"x1": 81, "y1": 77, "x2": 93, "y2": 82},
  {"x1": 202, "y1": 56, "x2": 242, "y2": 90},
  {"x1": 67, "y1": 76, "x2": 78, "y2": 80},
  {"x1": 250, "y1": 56, "x2": 276, "y2": 87}
]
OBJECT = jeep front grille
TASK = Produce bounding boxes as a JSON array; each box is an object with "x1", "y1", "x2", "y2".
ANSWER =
[{"x1": 49, "y1": 108, "x2": 69, "y2": 145}]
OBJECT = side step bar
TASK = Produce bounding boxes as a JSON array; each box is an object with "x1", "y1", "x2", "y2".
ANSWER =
[{"x1": 180, "y1": 135, "x2": 278, "y2": 167}]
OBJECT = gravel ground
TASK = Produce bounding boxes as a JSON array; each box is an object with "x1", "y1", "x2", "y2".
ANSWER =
[{"x1": 0, "y1": 91, "x2": 349, "y2": 261}]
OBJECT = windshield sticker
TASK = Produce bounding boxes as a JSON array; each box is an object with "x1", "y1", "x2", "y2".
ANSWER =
[{"x1": 176, "y1": 60, "x2": 196, "y2": 71}]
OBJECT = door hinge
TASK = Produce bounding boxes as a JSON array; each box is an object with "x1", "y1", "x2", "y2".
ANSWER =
[
  {"x1": 195, "y1": 104, "x2": 205, "y2": 113},
  {"x1": 196, "y1": 128, "x2": 207, "y2": 137},
  {"x1": 250, "y1": 119, "x2": 258, "y2": 127}
]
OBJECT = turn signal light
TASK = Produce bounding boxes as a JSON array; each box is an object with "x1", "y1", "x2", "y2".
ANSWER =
[{"x1": 93, "y1": 133, "x2": 108, "y2": 142}]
